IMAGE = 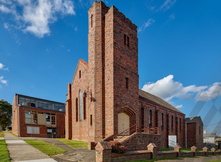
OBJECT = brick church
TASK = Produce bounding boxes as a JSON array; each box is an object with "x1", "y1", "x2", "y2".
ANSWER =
[{"x1": 65, "y1": 1, "x2": 203, "y2": 149}]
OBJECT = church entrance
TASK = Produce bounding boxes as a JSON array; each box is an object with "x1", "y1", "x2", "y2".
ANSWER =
[{"x1": 118, "y1": 113, "x2": 130, "y2": 135}]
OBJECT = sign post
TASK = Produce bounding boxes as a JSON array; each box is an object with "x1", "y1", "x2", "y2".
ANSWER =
[{"x1": 169, "y1": 135, "x2": 177, "y2": 150}]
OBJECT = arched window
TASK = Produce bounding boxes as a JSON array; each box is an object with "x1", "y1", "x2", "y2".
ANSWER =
[
  {"x1": 83, "y1": 93, "x2": 86, "y2": 120},
  {"x1": 161, "y1": 113, "x2": 164, "y2": 130},
  {"x1": 76, "y1": 98, "x2": 78, "y2": 122},
  {"x1": 171, "y1": 116, "x2": 173, "y2": 131},
  {"x1": 79, "y1": 90, "x2": 83, "y2": 120},
  {"x1": 149, "y1": 110, "x2": 152, "y2": 128}
]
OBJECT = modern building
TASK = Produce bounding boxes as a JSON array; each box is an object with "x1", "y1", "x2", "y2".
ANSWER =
[
  {"x1": 203, "y1": 130, "x2": 220, "y2": 144},
  {"x1": 186, "y1": 116, "x2": 203, "y2": 149},
  {"x1": 65, "y1": 1, "x2": 203, "y2": 150},
  {"x1": 12, "y1": 94, "x2": 65, "y2": 138}
]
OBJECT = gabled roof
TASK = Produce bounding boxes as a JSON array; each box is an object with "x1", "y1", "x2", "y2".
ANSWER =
[
  {"x1": 139, "y1": 89, "x2": 184, "y2": 114},
  {"x1": 79, "y1": 59, "x2": 88, "y2": 67},
  {"x1": 186, "y1": 116, "x2": 201, "y2": 123}
]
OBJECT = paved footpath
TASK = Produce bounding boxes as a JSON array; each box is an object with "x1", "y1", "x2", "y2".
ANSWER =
[
  {"x1": 4, "y1": 132, "x2": 57, "y2": 162},
  {"x1": 158, "y1": 155, "x2": 221, "y2": 162},
  {"x1": 19, "y1": 137, "x2": 96, "y2": 162}
]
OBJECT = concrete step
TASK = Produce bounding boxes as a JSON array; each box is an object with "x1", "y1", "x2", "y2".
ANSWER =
[{"x1": 113, "y1": 136, "x2": 129, "y2": 142}]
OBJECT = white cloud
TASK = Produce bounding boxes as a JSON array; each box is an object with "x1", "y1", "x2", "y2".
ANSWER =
[
  {"x1": 195, "y1": 82, "x2": 221, "y2": 101},
  {"x1": 142, "y1": 75, "x2": 208, "y2": 102},
  {"x1": 176, "y1": 105, "x2": 183, "y2": 108},
  {"x1": 0, "y1": 63, "x2": 9, "y2": 71},
  {"x1": 157, "y1": 0, "x2": 176, "y2": 12},
  {"x1": 67, "y1": 49, "x2": 70, "y2": 52},
  {"x1": 138, "y1": 18, "x2": 155, "y2": 33},
  {"x1": 0, "y1": 63, "x2": 3, "y2": 69},
  {"x1": 169, "y1": 14, "x2": 175, "y2": 19},
  {"x1": 4, "y1": 22, "x2": 9, "y2": 29},
  {"x1": 0, "y1": 4, "x2": 15, "y2": 13},
  {"x1": 74, "y1": 27, "x2": 77, "y2": 32},
  {"x1": 0, "y1": 76, "x2": 7, "y2": 84},
  {"x1": 0, "y1": 0, "x2": 75, "y2": 38}
]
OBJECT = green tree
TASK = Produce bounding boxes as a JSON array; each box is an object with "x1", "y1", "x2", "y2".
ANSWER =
[{"x1": 0, "y1": 99, "x2": 12, "y2": 130}]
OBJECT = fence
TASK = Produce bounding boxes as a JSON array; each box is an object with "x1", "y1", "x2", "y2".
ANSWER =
[{"x1": 96, "y1": 141, "x2": 221, "y2": 162}]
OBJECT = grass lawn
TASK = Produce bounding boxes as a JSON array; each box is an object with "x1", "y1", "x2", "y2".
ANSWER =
[
  {"x1": 57, "y1": 138, "x2": 88, "y2": 149},
  {"x1": 0, "y1": 140, "x2": 11, "y2": 162},
  {"x1": 24, "y1": 139, "x2": 67, "y2": 157},
  {"x1": 208, "y1": 160, "x2": 221, "y2": 162},
  {"x1": 0, "y1": 131, "x2": 4, "y2": 137}
]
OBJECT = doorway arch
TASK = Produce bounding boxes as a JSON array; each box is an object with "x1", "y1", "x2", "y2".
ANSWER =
[{"x1": 118, "y1": 113, "x2": 130, "y2": 135}]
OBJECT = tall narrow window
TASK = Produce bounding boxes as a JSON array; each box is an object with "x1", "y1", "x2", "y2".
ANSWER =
[
  {"x1": 83, "y1": 93, "x2": 86, "y2": 120},
  {"x1": 124, "y1": 34, "x2": 130, "y2": 47},
  {"x1": 149, "y1": 110, "x2": 152, "y2": 128},
  {"x1": 127, "y1": 36, "x2": 129, "y2": 47},
  {"x1": 171, "y1": 116, "x2": 173, "y2": 131},
  {"x1": 79, "y1": 90, "x2": 83, "y2": 120},
  {"x1": 180, "y1": 118, "x2": 181, "y2": 132},
  {"x1": 161, "y1": 113, "x2": 164, "y2": 130},
  {"x1": 91, "y1": 14, "x2": 93, "y2": 27},
  {"x1": 79, "y1": 70, "x2": 81, "y2": 78},
  {"x1": 76, "y1": 98, "x2": 78, "y2": 121},
  {"x1": 126, "y1": 77, "x2": 129, "y2": 89},
  {"x1": 141, "y1": 108, "x2": 144, "y2": 131},
  {"x1": 155, "y1": 111, "x2": 158, "y2": 127},
  {"x1": 90, "y1": 115, "x2": 92, "y2": 125}
]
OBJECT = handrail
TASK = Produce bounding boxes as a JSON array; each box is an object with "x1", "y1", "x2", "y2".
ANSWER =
[{"x1": 113, "y1": 124, "x2": 137, "y2": 140}]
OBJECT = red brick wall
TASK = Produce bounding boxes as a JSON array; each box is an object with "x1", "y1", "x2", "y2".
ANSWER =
[
  {"x1": 105, "y1": 5, "x2": 140, "y2": 137},
  {"x1": 186, "y1": 118, "x2": 203, "y2": 149},
  {"x1": 65, "y1": 1, "x2": 188, "y2": 149},
  {"x1": 65, "y1": 83, "x2": 72, "y2": 139},
  {"x1": 70, "y1": 60, "x2": 90, "y2": 142},
  {"x1": 140, "y1": 100, "x2": 185, "y2": 148},
  {"x1": 12, "y1": 94, "x2": 19, "y2": 136},
  {"x1": 121, "y1": 132, "x2": 162, "y2": 151},
  {"x1": 14, "y1": 106, "x2": 65, "y2": 138},
  {"x1": 187, "y1": 123, "x2": 196, "y2": 148}
]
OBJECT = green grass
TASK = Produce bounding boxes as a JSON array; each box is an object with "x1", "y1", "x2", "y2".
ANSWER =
[
  {"x1": 24, "y1": 139, "x2": 67, "y2": 157},
  {"x1": 57, "y1": 138, "x2": 88, "y2": 149},
  {"x1": 0, "y1": 140, "x2": 11, "y2": 162},
  {"x1": 0, "y1": 131, "x2": 4, "y2": 137},
  {"x1": 208, "y1": 160, "x2": 221, "y2": 162}
]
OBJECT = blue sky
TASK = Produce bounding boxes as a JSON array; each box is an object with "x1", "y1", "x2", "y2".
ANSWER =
[{"x1": 0, "y1": 0, "x2": 221, "y2": 134}]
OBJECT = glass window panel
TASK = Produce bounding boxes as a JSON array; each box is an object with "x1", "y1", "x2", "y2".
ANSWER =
[
  {"x1": 48, "y1": 103, "x2": 53, "y2": 110},
  {"x1": 30, "y1": 99, "x2": 36, "y2": 107},
  {"x1": 79, "y1": 90, "x2": 83, "y2": 120},
  {"x1": 25, "y1": 98, "x2": 31, "y2": 106},
  {"x1": 43, "y1": 102, "x2": 48, "y2": 109},
  {"x1": 46, "y1": 113, "x2": 50, "y2": 124},
  {"x1": 38, "y1": 101, "x2": 43, "y2": 108}
]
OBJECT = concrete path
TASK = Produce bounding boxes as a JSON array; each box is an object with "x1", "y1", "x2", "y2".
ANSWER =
[
  {"x1": 159, "y1": 155, "x2": 221, "y2": 162},
  {"x1": 4, "y1": 132, "x2": 57, "y2": 162},
  {"x1": 18, "y1": 137, "x2": 96, "y2": 162},
  {"x1": 36, "y1": 138, "x2": 96, "y2": 162}
]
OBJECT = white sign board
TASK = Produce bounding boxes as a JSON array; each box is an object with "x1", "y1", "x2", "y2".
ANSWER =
[
  {"x1": 169, "y1": 135, "x2": 177, "y2": 148},
  {"x1": 203, "y1": 137, "x2": 215, "y2": 144}
]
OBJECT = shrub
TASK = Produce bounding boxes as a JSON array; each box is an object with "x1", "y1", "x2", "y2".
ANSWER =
[{"x1": 109, "y1": 141, "x2": 127, "y2": 154}]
